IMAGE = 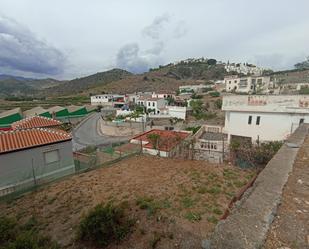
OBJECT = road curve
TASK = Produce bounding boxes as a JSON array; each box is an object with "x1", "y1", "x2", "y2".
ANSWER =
[{"x1": 72, "y1": 112, "x2": 129, "y2": 151}]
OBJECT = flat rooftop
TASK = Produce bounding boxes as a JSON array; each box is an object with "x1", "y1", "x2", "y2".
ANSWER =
[{"x1": 223, "y1": 95, "x2": 309, "y2": 113}]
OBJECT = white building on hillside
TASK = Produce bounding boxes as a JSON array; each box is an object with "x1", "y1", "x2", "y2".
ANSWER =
[
  {"x1": 90, "y1": 94, "x2": 127, "y2": 107},
  {"x1": 222, "y1": 95, "x2": 309, "y2": 142},
  {"x1": 137, "y1": 98, "x2": 166, "y2": 114},
  {"x1": 225, "y1": 63, "x2": 264, "y2": 76},
  {"x1": 225, "y1": 75, "x2": 272, "y2": 93},
  {"x1": 151, "y1": 91, "x2": 175, "y2": 99},
  {"x1": 179, "y1": 84, "x2": 209, "y2": 94}
]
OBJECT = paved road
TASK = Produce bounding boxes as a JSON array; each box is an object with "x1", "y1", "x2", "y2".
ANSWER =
[{"x1": 72, "y1": 112, "x2": 129, "y2": 151}]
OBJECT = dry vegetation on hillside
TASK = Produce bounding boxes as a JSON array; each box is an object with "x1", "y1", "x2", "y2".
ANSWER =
[{"x1": 0, "y1": 156, "x2": 256, "y2": 249}]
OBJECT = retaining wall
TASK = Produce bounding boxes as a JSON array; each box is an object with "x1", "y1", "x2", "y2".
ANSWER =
[{"x1": 205, "y1": 124, "x2": 309, "y2": 249}]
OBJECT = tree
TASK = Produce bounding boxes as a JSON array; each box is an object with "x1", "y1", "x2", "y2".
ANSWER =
[
  {"x1": 294, "y1": 56, "x2": 309, "y2": 70},
  {"x1": 207, "y1": 59, "x2": 217, "y2": 66},
  {"x1": 147, "y1": 134, "x2": 161, "y2": 150}
]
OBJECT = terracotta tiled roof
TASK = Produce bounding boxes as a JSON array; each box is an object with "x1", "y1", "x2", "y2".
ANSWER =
[
  {"x1": 131, "y1": 129, "x2": 190, "y2": 152},
  {"x1": 11, "y1": 116, "x2": 62, "y2": 130},
  {"x1": 0, "y1": 128, "x2": 71, "y2": 154}
]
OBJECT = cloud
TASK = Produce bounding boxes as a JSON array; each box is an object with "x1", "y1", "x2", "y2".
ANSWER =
[
  {"x1": 142, "y1": 13, "x2": 170, "y2": 39},
  {"x1": 173, "y1": 20, "x2": 188, "y2": 38},
  {"x1": 116, "y1": 14, "x2": 188, "y2": 73},
  {"x1": 0, "y1": 15, "x2": 65, "y2": 75},
  {"x1": 116, "y1": 43, "x2": 163, "y2": 73},
  {"x1": 252, "y1": 53, "x2": 305, "y2": 70}
]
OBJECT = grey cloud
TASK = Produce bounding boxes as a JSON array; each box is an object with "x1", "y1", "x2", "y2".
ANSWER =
[
  {"x1": 116, "y1": 43, "x2": 163, "y2": 73},
  {"x1": 146, "y1": 41, "x2": 164, "y2": 55},
  {"x1": 173, "y1": 20, "x2": 188, "y2": 38},
  {"x1": 252, "y1": 53, "x2": 305, "y2": 70},
  {"x1": 142, "y1": 13, "x2": 170, "y2": 39},
  {"x1": 0, "y1": 15, "x2": 65, "y2": 75}
]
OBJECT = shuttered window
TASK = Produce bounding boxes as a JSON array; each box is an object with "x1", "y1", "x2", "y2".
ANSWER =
[{"x1": 44, "y1": 150, "x2": 60, "y2": 164}]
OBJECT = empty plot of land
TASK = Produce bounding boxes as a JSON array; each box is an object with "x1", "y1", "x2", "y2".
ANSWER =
[{"x1": 0, "y1": 156, "x2": 255, "y2": 249}]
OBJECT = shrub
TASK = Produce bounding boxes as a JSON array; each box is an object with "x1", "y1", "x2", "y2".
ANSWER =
[
  {"x1": 0, "y1": 216, "x2": 59, "y2": 249},
  {"x1": 214, "y1": 99, "x2": 222, "y2": 109},
  {"x1": 209, "y1": 91, "x2": 220, "y2": 97},
  {"x1": 207, "y1": 215, "x2": 218, "y2": 224},
  {"x1": 184, "y1": 212, "x2": 202, "y2": 222},
  {"x1": 0, "y1": 216, "x2": 16, "y2": 243},
  {"x1": 136, "y1": 196, "x2": 161, "y2": 216},
  {"x1": 77, "y1": 203, "x2": 133, "y2": 247}
]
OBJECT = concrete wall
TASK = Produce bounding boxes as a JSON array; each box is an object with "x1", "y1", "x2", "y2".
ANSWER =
[
  {"x1": 0, "y1": 140, "x2": 75, "y2": 196},
  {"x1": 207, "y1": 124, "x2": 309, "y2": 249}
]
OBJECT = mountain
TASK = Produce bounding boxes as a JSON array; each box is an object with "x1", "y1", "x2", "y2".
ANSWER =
[
  {"x1": 0, "y1": 58, "x2": 227, "y2": 98},
  {"x1": 43, "y1": 68, "x2": 132, "y2": 96},
  {"x1": 81, "y1": 59, "x2": 226, "y2": 95},
  {"x1": 0, "y1": 75, "x2": 65, "y2": 97}
]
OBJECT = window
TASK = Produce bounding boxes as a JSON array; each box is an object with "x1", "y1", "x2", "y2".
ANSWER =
[
  {"x1": 148, "y1": 102, "x2": 151, "y2": 106},
  {"x1": 248, "y1": 115, "x2": 252, "y2": 125},
  {"x1": 44, "y1": 150, "x2": 60, "y2": 164},
  {"x1": 153, "y1": 102, "x2": 155, "y2": 107},
  {"x1": 299, "y1": 118, "x2": 304, "y2": 124},
  {"x1": 256, "y1": 116, "x2": 261, "y2": 125}
]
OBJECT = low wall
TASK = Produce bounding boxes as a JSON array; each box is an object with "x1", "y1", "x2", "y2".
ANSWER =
[{"x1": 205, "y1": 124, "x2": 309, "y2": 249}]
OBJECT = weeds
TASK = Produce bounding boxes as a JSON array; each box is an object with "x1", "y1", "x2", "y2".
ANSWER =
[
  {"x1": 184, "y1": 211, "x2": 202, "y2": 222},
  {"x1": 207, "y1": 215, "x2": 218, "y2": 224},
  {"x1": 77, "y1": 202, "x2": 133, "y2": 247},
  {"x1": 150, "y1": 232, "x2": 161, "y2": 248},
  {"x1": 0, "y1": 215, "x2": 60, "y2": 249}
]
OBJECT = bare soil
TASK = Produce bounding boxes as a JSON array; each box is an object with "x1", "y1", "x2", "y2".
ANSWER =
[
  {"x1": 264, "y1": 136, "x2": 309, "y2": 249},
  {"x1": 0, "y1": 155, "x2": 255, "y2": 249}
]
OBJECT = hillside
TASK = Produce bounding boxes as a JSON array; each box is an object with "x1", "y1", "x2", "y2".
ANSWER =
[
  {"x1": 83, "y1": 59, "x2": 226, "y2": 95},
  {"x1": 0, "y1": 58, "x2": 227, "y2": 98},
  {"x1": 0, "y1": 75, "x2": 64, "y2": 97},
  {"x1": 43, "y1": 68, "x2": 132, "y2": 96}
]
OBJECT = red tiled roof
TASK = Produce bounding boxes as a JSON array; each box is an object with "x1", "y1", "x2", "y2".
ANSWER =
[
  {"x1": 0, "y1": 128, "x2": 71, "y2": 154},
  {"x1": 131, "y1": 129, "x2": 190, "y2": 152},
  {"x1": 11, "y1": 116, "x2": 62, "y2": 130}
]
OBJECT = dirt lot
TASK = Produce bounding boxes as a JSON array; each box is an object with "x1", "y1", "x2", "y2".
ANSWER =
[
  {"x1": 264, "y1": 136, "x2": 309, "y2": 249},
  {"x1": 0, "y1": 155, "x2": 255, "y2": 249}
]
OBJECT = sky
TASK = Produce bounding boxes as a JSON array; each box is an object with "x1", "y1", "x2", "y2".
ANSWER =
[{"x1": 0, "y1": 0, "x2": 308, "y2": 79}]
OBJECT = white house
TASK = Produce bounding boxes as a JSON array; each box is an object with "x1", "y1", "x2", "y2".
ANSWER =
[
  {"x1": 222, "y1": 95, "x2": 309, "y2": 142},
  {"x1": 225, "y1": 75, "x2": 271, "y2": 93},
  {"x1": 151, "y1": 91, "x2": 175, "y2": 99},
  {"x1": 90, "y1": 94, "x2": 127, "y2": 107},
  {"x1": 225, "y1": 63, "x2": 265, "y2": 76},
  {"x1": 137, "y1": 97, "x2": 166, "y2": 114}
]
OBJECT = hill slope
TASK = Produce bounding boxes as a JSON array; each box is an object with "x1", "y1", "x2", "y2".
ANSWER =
[
  {"x1": 81, "y1": 59, "x2": 226, "y2": 95},
  {"x1": 43, "y1": 68, "x2": 132, "y2": 96}
]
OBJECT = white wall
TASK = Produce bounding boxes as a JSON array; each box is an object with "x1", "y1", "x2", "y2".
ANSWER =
[
  {"x1": 167, "y1": 106, "x2": 186, "y2": 120},
  {"x1": 225, "y1": 111, "x2": 308, "y2": 141}
]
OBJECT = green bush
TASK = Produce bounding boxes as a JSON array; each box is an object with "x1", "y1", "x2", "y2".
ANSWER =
[
  {"x1": 0, "y1": 216, "x2": 16, "y2": 244},
  {"x1": 0, "y1": 216, "x2": 59, "y2": 249},
  {"x1": 209, "y1": 91, "x2": 220, "y2": 97},
  {"x1": 77, "y1": 203, "x2": 133, "y2": 247}
]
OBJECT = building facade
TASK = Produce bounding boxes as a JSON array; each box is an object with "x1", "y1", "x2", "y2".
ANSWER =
[
  {"x1": 0, "y1": 129, "x2": 74, "y2": 196},
  {"x1": 222, "y1": 95, "x2": 309, "y2": 142}
]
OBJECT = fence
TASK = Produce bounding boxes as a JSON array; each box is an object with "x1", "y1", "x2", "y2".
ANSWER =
[
  {"x1": 0, "y1": 142, "x2": 141, "y2": 201},
  {"x1": 73, "y1": 142, "x2": 142, "y2": 173}
]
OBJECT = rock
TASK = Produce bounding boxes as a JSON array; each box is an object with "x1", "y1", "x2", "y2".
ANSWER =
[
  {"x1": 201, "y1": 240, "x2": 211, "y2": 249},
  {"x1": 297, "y1": 179, "x2": 303, "y2": 184}
]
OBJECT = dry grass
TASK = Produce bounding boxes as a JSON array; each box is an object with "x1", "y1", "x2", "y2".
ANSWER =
[{"x1": 0, "y1": 155, "x2": 256, "y2": 249}]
